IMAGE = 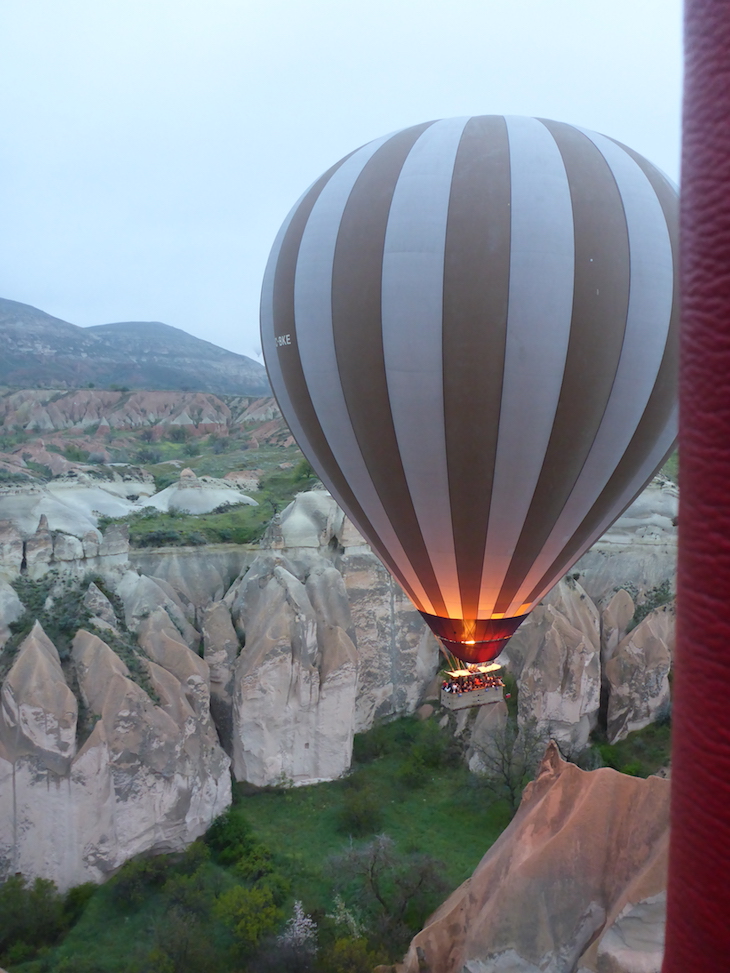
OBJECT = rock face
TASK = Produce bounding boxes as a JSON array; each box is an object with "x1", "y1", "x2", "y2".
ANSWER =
[
  {"x1": 0, "y1": 579, "x2": 24, "y2": 647},
  {"x1": 142, "y1": 469, "x2": 258, "y2": 515},
  {"x1": 223, "y1": 492, "x2": 441, "y2": 784},
  {"x1": 228, "y1": 554, "x2": 358, "y2": 785},
  {"x1": 573, "y1": 476, "x2": 677, "y2": 608},
  {"x1": 0, "y1": 622, "x2": 230, "y2": 891},
  {"x1": 400, "y1": 744, "x2": 669, "y2": 973},
  {"x1": 504, "y1": 579, "x2": 601, "y2": 753},
  {"x1": 201, "y1": 601, "x2": 240, "y2": 755},
  {"x1": 605, "y1": 605, "x2": 675, "y2": 743}
]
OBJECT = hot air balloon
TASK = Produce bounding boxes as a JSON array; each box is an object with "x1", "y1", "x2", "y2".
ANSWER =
[{"x1": 260, "y1": 115, "x2": 678, "y2": 664}]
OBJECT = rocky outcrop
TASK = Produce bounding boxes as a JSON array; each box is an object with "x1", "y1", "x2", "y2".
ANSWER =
[
  {"x1": 0, "y1": 578, "x2": 24, "y2": 647},
  {"x1": 504, "y1": 579, "x2": 601, "y2": 753},
  {"x1": 601, "y1": 588, "x2": 636, "y2": 667},
  {"x1": 0, "y1": 622, "x2": 78, "y2": 775},
  {"x1": 605, "y1": 605, "x2": 675, "y2": 743},
  {"x1": 0, "y1": 623, "x2": 230, "y2": 891},
  {"x1": 229, "y1": 555, "x2": 358, "y2": 786},
  {"x1": 141, "y1": 468, "x2": 258, "y2": 515},
  {"x1": 201, "y1": 601, "x2": 240, "y2": 754},
  {"x1": 116, "y1": 571, "x2": 199, "y2": 650},
  {"x1": 400, "y1": 744, "x2": 669, "y2": 973},
  {"x1": 0, "y1": 521, "x2": 24, "y2": 579},
  {"x1": 339, "y1": 546, "x2": 440, "y2": 733},
  {"x1": 130, "y1": 546, "x2": 253, "y2": 612},
  {"x1": 222, "y1": 491, "x2": 441, "y2": 784},
  {"x1": 573, "y1": 476, "x2": 677, "y2": 608},
  {"x1": 0, "y1": 470, "x2": 152, "y2": 539}
]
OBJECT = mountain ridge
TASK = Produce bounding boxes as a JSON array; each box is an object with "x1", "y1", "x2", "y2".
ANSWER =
[{"x1": 0, "y1": 297, "x2": 270, "y2": 395}]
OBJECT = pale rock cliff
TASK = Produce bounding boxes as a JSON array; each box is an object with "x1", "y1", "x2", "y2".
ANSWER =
[
  {"x1": 116, "y1": 571, "x2": 199, "y2": 650},
  {"x1": 229, "y1": 555, "x2": 358, "y2": 785},
  {"x1": 222, "y1": 491, "x2": 441, "y2": 783},
  {"x1": 605, "y1": 605, "x2": 674, "y2": 743},
  {"x1": 0, "y1": 623, "x2": 230, "y2": 891},
  {"x1": 573, "y1": 476, "x2": 677, "y2": 607},
  {"x1": 201, "y1": 601, "x2": 240, "y2": 754},
  {"x1": 0, "y1": 579, "x2": 24, "y2": 647},
  {"x1": 601, "y1": 588, "x2": 636, "y2": 668},
  {"x1": 0, "y1": 622, "x2": 78, "y2": 775},
  {"x1": 399, "y1": 744, "x2": 669, "y2": 973},
  {"x1": 504, "y1": 579, "x2": 601, "y2": 753}
]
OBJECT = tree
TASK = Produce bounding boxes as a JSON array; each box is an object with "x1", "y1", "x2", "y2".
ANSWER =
[
  {"x1": 328, "y1": 835, "x2": 448, "y2": 951},
  {"x1": 214, "y1": 885, "x2": 282, "y2": 957},
  {"x1": 470, "y1": 717, "x2": 545, "y2": 813}
]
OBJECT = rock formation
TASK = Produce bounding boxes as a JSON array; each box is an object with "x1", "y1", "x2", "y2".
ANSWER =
[
  {"x1": 573, "y1": 476, "x2": 677, "y2": 608},
  {"x1": 605, "y1": 605, "x2": 675, "y2": 743},
  {"x1": 400, "y1": 744, "x2": 669, "y2": 973},
  {"x1": 141, "y1": 468, "x2": 258, "y2": 515},
  {"x1": 222, "y1": 491, "x2": 441, "y2": 783},
  {"x1": 0, "y1": 621, "x2": 230, "y2": 891},
  {"x1": 504, "y1": 579, "x2": 601, "y2": 753},
  {"x1": 0, "y1": 579, "x2": 24, "y2": 647},
  {"x1": 229, "y1": 555, "x2": 358, "y2": 785}
]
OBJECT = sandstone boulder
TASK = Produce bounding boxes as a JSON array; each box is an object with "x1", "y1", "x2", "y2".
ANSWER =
[
  {"x1": 605, "y1": 605, "x2": 674, "y2": 743},
  {"x1": 224, "y1": 493, "x2": 440, "y2": 746},
  {"x1": 137, "y1": 608, "x2": 211, "y2": 719},
  {"x1": 141, "y1": 470, "x2": 257, "y2": 515},
  {"x1": 339, "y1": 542, "x2": 440, "y2": 733},
  {"x1": 53, "y1": 532, "x2": 84, "y2": 562},
  {"x1": 400, "y1": 744, "x2": 669, "y2": 973},
  {"x1": 264, "y1": 490, "x2": 345, "y2": 551},
  {"x1": 130, "y1": 546, "x2": 253, "y2": 612}
]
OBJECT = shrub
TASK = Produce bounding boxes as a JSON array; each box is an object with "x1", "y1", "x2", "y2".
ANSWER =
[
  {"x1": 0, "y1": 874, "x2": 67, "y2": 960},
  {"x1": 206, "y1": 810, "x2": 256, "y2": 865},
  {"x1": 214, "y1": 885, "x2": 282, "y2": 955},
  {"x1": 110, "y1": 855, "x2": 169, "y2": 909},
  {"x1": 338, "y1": 783, "x2": 384, "y2": 835}
]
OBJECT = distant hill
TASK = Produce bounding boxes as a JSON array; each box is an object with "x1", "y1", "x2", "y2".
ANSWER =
[{"x1": 0, "y1": 298, "x2": 270, "y2": 395}]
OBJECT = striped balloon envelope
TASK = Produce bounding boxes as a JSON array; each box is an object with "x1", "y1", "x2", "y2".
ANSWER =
[{"x1": 260, "y1": 115, "x2": 678, "y2": 663}]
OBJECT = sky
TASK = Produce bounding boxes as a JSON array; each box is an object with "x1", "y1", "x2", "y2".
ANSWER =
[{"x1": 0, "y1": 0, "x2": 683, "y2": 362}]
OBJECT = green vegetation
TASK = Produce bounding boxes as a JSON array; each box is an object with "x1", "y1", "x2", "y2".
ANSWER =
[
  {"x1": 99, "y1": 458, "x2": 319, "y2": 549},
  {"x1": 590, "y1": 719, "x2": 672, "y2": 778},
  {"x1": 3, "y1": 715, "x2": 515, "y2": 972},
  {"x1": 5, "y1": 573, "x2": 158, "y2": 704},
  {"x1": 630, "y1": 579, "x2": 674, "y2": 629}
]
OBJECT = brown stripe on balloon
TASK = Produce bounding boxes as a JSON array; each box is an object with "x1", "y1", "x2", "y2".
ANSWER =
[
  {"x1": 523, "y1": 151, "x2": 679, "y2": 606},
  {"x1": 270, "y1": 151, "x2": 423, "y2": 607},
  {"x1": 493, "y1": 119, "x2": 632, "y2": 614},
  {"x1": 442, "y1": 115, "x2": 511, "y2": 620},
  {"x1": 330, "y1": 121, "x2": 449, "y2": 617}
]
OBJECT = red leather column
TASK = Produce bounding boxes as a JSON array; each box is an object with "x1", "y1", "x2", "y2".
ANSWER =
[{"x1": 664, "y1": 3, "x2": 730, "y2": 968}]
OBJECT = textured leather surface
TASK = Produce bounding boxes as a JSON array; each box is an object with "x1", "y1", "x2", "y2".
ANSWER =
[{"x1": 664, "y1": 3, "x2": 730, "y2": 969}]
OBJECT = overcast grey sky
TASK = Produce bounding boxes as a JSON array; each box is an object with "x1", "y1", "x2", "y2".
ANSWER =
[{"x1": 0, "y1": 0, "x2": 682, "y2": 361}]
